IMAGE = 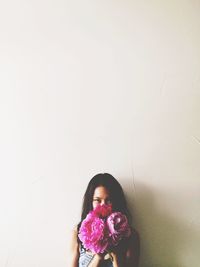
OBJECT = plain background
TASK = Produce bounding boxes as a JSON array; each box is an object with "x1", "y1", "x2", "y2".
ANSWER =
[{"x1": 0, "y1": 1, "x2": 200, "y2": 267}]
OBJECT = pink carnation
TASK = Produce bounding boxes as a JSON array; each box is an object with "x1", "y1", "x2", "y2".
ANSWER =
[
  {"x1": 91, "y1": 204, "x2": 112, "y2": 218},
  {"x1": 106, "y1": 212, "x2": 131, "y2": 246},
  {"x1": 78, "y1": 212, "x2": 109, "y2": 253}
]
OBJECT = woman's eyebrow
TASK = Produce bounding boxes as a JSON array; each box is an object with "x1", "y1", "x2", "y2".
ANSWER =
[{"x1": 93, "y1": 196, "x2": 110, "y2": 199}]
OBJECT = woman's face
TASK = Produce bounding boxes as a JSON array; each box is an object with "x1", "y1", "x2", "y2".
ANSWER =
[{"x1": 92, "y1": 186, "x2": 112, "y2": 209}]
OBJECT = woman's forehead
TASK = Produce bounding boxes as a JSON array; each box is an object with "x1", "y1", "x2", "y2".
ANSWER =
[{"x1": 93, "y1": 186, "x2": 110, "y2": 197}]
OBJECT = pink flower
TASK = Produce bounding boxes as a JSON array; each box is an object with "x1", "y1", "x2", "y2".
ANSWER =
[
  {"x1": 78, "y1": 212, "x2": 109, "y2": 253},
  {"x1": 106, "y1": 212, "x2": 131, "y2": 246},
  {"x1": 92, "y1": 204, "x2": 112, "y2": 218}
]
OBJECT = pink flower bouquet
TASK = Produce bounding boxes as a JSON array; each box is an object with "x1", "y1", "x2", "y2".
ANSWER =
[{"x1": 78, "y1": 204, "x2": 131, "y2": 255}]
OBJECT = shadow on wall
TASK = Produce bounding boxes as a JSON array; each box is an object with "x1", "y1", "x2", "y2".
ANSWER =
[{"x1": 124, "y1": 181, "x2": 199, "y2": 267}]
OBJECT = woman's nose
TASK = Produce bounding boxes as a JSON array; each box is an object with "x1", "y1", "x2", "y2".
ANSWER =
[{"x1": 101, "y1": 200, "x2": 105, "y2": 205}]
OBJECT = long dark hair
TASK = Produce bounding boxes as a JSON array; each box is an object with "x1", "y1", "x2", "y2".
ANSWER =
[{"x1": 77, "y1": 173, "x2": 132, "y2": 236}]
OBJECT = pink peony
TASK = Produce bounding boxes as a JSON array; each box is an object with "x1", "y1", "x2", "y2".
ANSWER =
[
  {"x1": 78, "y1": 212, "x2": 109, "y2": 253},
  {"x1": 106, "y1": 212, "x2": 131, "y2": 246}
]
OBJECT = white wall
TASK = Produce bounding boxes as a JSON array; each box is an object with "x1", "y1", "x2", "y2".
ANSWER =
[{"x1": 0, "y1": 1, "x2": 200, "y2": 266}]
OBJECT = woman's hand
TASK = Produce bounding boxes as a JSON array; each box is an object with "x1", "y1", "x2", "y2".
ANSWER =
[{"x1": 95, "y1": 252, "x2": 106, "y2": 261}]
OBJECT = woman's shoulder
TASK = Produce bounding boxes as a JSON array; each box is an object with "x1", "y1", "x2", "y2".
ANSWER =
[
  {"x1": 128, "y1": 227, "x2": 140, "y2": 248},
  {"x1": 70, "y1": 225, "x2": 79, "y2": 251},
  {"x1": 69, "y1": 225, "x2": 80, "y2": 266},
  {"x1": 72, "y1": 224, "x2": 79, "y2": 233},
  {"x1": 125, "y1": 227, "x2": 140, "y2": 265}
]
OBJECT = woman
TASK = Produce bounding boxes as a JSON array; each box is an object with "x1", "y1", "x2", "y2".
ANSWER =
[{"x1": 69, "y1": 173, "x2": 140, "y2": 267}]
